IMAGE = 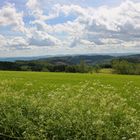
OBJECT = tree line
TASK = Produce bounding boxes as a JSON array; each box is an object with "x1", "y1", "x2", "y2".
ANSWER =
[
  {"x1": 0, "y1": 59, "x2": 139, "y2": 75},
  {"x1": 111, "y1": 59, "x2": 140, "y2": 75},
  {"x1": 0, "y1": 60, "x2": 92, "y2": 73}
]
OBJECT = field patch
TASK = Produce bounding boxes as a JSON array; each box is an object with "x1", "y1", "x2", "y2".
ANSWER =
[{"x1": 0, "y1": 71, "x2": 140, "y2": 139}]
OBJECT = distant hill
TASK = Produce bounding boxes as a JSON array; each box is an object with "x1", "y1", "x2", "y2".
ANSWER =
[
  {"x1": 0, "y1": 54, "x2": 139, "y2": 73},
  {"x1": 0, "y1": 55, "x2": 51, "y2": 62},
  {"x1": 38, "y1": 55, "x2": 114, "y2": 65},
  {"x1": 0, "y1": 53, "x2": 138, "y2": 62},
  {"x1": 0, "y1": 54, "x2": 140, "y2": 65},
  {"x1": 119, "y1": 54, "x2": 140, "y2": 63},
  {"x1": 34, "y1": 54, "x2": 140, "y2": 65}
]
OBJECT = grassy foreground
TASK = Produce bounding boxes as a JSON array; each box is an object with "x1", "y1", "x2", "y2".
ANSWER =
[{"x1": 0, "y1": 71, "x2": 140, "y2": 140}]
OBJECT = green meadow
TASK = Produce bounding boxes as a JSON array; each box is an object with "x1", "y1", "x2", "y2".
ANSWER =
[{"x1": 0, "y1": 71, "x2": 140, "y2": 140}]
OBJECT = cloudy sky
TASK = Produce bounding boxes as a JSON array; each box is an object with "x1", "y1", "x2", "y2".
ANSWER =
[{"x1": 0, "y1": 0, "x2": 140, "y2": 57}]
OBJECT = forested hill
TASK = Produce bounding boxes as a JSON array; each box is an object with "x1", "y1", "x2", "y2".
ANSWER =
[
  {"x1": 0, "y1": 54, "x2": 139, "y2": 64},
  {"x1": 0, "y1": 55, "x2": 113, "y2": 63},
  {"x1": 33, "y1": 54, "x2": 140, "y2": 65},
  {"x1": 37, "y1": 55, "x2": 114, "y2": 65},
  {"x1": 119, "y1": 54, "x2": 140, "y2": 63},
  {"x1": 0, "y1": 54, "x2": 139, "y2": 74}
]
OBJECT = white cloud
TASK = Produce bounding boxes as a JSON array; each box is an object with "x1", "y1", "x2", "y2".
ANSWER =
[
  {"x1": 0, "y1": 3, "x2": 26, "y2": 32},
  {"x1": 0, "y1": 35, "x2": 29, "y2": 50},
  {"x1": 28, "y1": 30, "x2": 62, "y2": 47},
  {"x1": 26, "y1": 0, "x2": 48, "y2": 20},
  {"x1": 29, "y1": 0, "x2": 140, "y2": 50},
  {"x1": 0, "y1": 0, "x2": 140, "y2": 56},
  {"x1": 7, "y1": 37, "x2": 29, "y2": 50},
  {"x1": 57, "y1": 0, "x2": 140, "y2": 49},
  {"x1": 80, "y1": 40, "x2": 96, "y2": 46},
  {"x1": 0, "y1": 35, "x2": 7, "y2": 47}
]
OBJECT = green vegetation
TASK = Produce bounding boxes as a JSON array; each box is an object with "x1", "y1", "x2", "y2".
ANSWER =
[
  {"x1": 99, "y1": 68, "x2": 114, "y2": 74},
  {"x1": 0, "y1": 54, "x2": 140, "y2": 75},
  {"x1": 0, "y1": 60, "x2": 92, "y2": 73},
  {"x1": 0, "y1": 71, "x2": 140, "y2": 139},
  {"x1": 112, "y1": 59, "x2": 140, "y2": 75}
]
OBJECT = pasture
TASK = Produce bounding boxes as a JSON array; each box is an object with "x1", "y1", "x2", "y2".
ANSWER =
[{"x1": 0, "y1": 71, "x2": 140, "y2": 140}]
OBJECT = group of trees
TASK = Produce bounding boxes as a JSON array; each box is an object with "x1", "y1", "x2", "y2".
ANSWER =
[
  {"x1": 90, "y1": 59, "x2": 140, "y2": 75},
  {"x1": 0, "y1": 60, "x2": 92, "y2": 73},
  {"x1": 0, "y1": 58, "x2": 140, "y2": 75},
  {"x1": 112, "y1": 59, "x2": 140, "y2": 75}
]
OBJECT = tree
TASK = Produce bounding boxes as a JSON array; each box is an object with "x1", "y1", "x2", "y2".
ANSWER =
[
  {"x1": 65, "y1": 65, "x2": 76, "y2": 73},
  {"x1": 94, "y1": 65, "x2": 101, "y2": 73},
  {"x1": 78, "y1": 60, "x2": 88, "y2": 73}
]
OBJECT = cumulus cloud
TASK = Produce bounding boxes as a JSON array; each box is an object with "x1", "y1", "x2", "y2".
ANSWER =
[
  {"x1": 0, "y1": 3, "x2": 26, "y2": 32},
  {"x1": 7, "y1": 37, "x2": 29, "y2": 50},
  {"x1": 29, "y1": 0, "x2": 140, "y2": 50},
  {"x1": 0, "y1": 0, "x2": 140, "y2": 56},
  {"x1": 26, "y1": 0, "x2": 48, "y2": 20},
  {"x1": 28, "y1": 30, "x2": 62, "y2": 47},
  {"x1": 0, "y1": 35, "x2": 29, "y2": 50},
  {"x1": 63, "y1": 0, "x2": 140, "y2": 49}
]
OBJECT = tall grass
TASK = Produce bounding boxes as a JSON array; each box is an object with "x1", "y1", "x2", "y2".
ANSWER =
[{"x1": 0, "y1": 72, "x2": 140, "y2": 139}]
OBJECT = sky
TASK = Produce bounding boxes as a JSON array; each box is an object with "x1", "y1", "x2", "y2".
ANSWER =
[{"x1": 0, "y1": 0, "x2": 140, "y2": 57}]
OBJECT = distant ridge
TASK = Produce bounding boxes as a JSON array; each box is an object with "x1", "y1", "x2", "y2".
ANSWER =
[
  {"x1": 0, "y1": 56, "x2": 50, "y2": 62},
  {"x1": 0, "y1": 53, "x2": 140, "y2": 64},
  {"x1": 37, "y1": 55, "x2": 114, "y2": 65}
]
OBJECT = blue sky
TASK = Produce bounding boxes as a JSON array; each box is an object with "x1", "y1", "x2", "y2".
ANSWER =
[{"x1": 0, "y1": 0, "x2": 140, "y2": 57}]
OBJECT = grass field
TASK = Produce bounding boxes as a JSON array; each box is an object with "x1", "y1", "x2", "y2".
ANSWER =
[{"x1": 0, "y1": 71, "x2": 140, "y2": 140}]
